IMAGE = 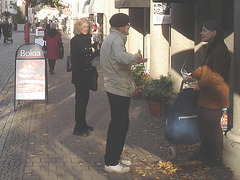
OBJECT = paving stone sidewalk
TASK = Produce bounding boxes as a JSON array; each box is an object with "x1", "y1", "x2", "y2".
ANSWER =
[{"x1": 0, "y1": 35, "x2": 235, "y2": 180}]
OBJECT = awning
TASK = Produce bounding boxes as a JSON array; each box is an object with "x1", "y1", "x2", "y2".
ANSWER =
[
  {"x1": 115, "y1": 0, "x2": 150, "y2": 8},
  {"x1": 115, "y1": 0, "x2": 198, "y2": 9},
  {"x1": 152, "y1": 0, "x2": 198, "y2": 2}
]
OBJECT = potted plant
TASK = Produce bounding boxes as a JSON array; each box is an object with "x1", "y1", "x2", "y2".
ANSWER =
[
  {"x1": 131, "y1": 64, "x2": 150, "y2": 98},
  {"x1": 143, "y1": 76, "x2": 173, "y2": 115}
]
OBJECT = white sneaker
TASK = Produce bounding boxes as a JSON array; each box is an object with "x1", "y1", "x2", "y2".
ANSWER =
[
  {"x1": 104, "y1": 163, "x2": 130, "y2": 173},
  {"x1": 120, "y1": 159, "x2": 131, "y2": 166}
]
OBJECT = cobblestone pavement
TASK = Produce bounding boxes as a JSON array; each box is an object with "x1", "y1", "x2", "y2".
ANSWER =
[
  {"x1": 0, "y1": 31, "x2": 29, "y2": 93},
  {"x1": 0, "y1": 33, "x2": 235, "y2": 180}
]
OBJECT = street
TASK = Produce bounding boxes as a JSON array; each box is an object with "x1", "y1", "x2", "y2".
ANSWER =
[{"x1": 0, "y1": 31, "x2": 235, "y2": 180}]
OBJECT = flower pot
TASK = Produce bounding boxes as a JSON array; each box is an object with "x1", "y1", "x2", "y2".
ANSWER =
[
  {"x1": 133, "y1": 86, "x2": 142, "y2": 99},
  {"x1": 147, "y1": 101, "x2": 162, "y2": 115}
]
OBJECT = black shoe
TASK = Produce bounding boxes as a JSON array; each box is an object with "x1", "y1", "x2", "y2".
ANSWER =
[
  {"x1": 50, "y1": 71, "x2": 53, "y2": 75},
  {"x1": 86, "y1": 125, "x2": 93, "y2": 131},
  {"x1": 73, "y1": 129, "x2": 90, "y2": 137}
]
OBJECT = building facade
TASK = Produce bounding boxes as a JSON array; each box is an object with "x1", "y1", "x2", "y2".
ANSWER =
[{"x1": 115, "y1": 0, "x2": 240, "y2": 176}]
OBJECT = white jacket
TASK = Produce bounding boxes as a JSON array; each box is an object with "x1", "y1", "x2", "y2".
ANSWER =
[{"x1": 100, "y1": 28, "x2": 139, "y2": 97}]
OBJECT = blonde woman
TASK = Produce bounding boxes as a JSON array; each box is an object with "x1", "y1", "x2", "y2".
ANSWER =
[{"x1": 70, "y1": 18, "x2": 97, "y2": 136}]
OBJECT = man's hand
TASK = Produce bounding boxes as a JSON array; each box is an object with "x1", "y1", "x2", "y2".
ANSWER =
[
  {"x1": 137, "y1": 49, "x2": 142, "y2": 59},
  {"x1": 138, "y1": 58, "x2": 148, "y2": 63},
  {"x1": 136, "y1": 49, "x2": 148, "y2": 63}
]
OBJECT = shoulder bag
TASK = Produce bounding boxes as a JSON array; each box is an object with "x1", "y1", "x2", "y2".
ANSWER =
[
  {"x1": 66, "y1": 55, "x2": 72, "y2": 72},
  {"x1": 59, "y1": 43, "x2": 64, "y2": 59},
  {"x1": 89, "y1": 60, "x2": 98, "y2": 91}
]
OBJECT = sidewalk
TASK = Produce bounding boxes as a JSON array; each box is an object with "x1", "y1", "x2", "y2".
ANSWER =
[{"x1": 0, "y1": 35, "x2": 234, "y2": 180}]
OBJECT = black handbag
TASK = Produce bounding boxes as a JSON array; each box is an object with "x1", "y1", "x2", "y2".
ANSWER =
[
  {"x1": 67, "y1": 55, "x2": 72, "y2": 72},
  {"x1": 89, "y1": 65, "x2": 98, "y2": 91},
  {"x1": 59, "y1": 43, "x2": 64, "y2": 59}
]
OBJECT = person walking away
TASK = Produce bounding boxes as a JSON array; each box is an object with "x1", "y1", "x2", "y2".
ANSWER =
[
  {"x1": 185, "y1": 20, "x2": 231, "y2": 162},
  {"x1": 31, "y1": 23, "x2": 36, "y2": 33},
  {"x1": 45, "y1": 20, "x2": 52, "y2": 33},
  {"x1": 0, "y1": 20, "x2": 2, "y2": 39},
  {"x1": 2, "y1": 20, "x2": 10, "y2": 43},
  {"x1": 100, "y1": 13, "x2": 147, "y2": 173},
  {"x1": 43, "y1": 23, "x2": 62, "y2": 74},
  {"x1": 70, "y1": 18, "x2": 98, "y2": 137}
]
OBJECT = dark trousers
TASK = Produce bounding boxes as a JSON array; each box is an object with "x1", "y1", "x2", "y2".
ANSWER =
[
  {"x1": 74, "y1": 83, "x2": 90, "y2": 131},
  {"x1": 3, "y1": 35, "x2": 7, "y2": 43},
  {"x1": 48, "y1": 59, "x2": 56, "y2": 73},
  {"x1": 105, "y1": 92, "x2": 130, "y2": 166},
  {"x1": 199, "y1": 107, "x2": 223, "y2": 160}
]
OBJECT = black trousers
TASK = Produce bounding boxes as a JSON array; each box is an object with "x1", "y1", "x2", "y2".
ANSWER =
[
  {"x1": 48, "y1": 59, "x2": 56, "y2": 73},
  {"x1": 104, "y1": 92, "x2": 130, "y2": 166},
  {"x1": 3, "y1": 35, "x2": 7, "y2": 43},
  {"x1": 74, "y1": 83, "x2": 90, "y2": 131},
  {"x1": 199, "y1": 107, "x2": 223, "y2": 160}
]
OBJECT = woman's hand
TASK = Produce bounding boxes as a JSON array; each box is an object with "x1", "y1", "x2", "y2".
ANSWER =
[
  {"x1": 183, "y1": 75, "x2": 192, "y2": 81},
  {"x1": 193, "y1": 81, "x2": 200, "y2": 91}
]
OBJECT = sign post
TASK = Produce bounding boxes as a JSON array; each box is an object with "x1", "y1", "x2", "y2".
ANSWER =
[
  {"x1": 153, "y1": 2, "x2": 171, "y2": 25},
  {"x1": 14, "y1": 43, "x2": 48, "y2": 111}
]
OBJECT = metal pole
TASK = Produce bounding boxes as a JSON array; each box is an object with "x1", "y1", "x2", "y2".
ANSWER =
[{"x1": 24, "y1": 0, "x2": 29, "y2": 43}]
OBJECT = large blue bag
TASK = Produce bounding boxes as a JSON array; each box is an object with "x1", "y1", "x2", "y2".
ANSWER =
[{"x1": 165, "y1": 88, "x2": 200, "y2": 144}]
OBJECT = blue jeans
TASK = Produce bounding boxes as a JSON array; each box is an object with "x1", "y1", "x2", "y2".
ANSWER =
[{"x1": 104, "y1": 92, "x2": 130, "y2": 166}]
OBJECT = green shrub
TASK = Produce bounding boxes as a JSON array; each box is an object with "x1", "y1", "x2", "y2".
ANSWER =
[{"x1": 143, "y1": 76, "x2": 173, "y2": 104}]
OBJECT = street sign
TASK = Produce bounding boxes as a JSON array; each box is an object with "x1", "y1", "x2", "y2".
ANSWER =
[
  {"x1": 14, "y1": 43, "x2": 48, "y2": 110},
  {"x1": 153, "y1": 2, "x2": 171, "y2": 25},
  {"x1": 34, "y1": 36, "x2": 45, "y2": 46}
]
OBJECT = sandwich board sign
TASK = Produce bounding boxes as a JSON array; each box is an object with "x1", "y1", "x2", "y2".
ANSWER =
[{"x1": 14, "y1": 43, "x2": 48, "y2": 110}]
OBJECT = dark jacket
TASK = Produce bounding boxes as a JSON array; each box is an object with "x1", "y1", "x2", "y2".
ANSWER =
[
  {"x1": 43, "y1": 29, "x2": 62, "y2": 60},
  {"x1": 70, "y1": 33, "x2": 97, "y2": 84},
  {"x1": 191, "y1": 40, "x2": 231, "y2": 109},
  {"x1": 0, "y1": 23, "x2": 2, "y2": 37},
  {"x1": 2, "y1": 22, "x2": 10, "y2": 37}
]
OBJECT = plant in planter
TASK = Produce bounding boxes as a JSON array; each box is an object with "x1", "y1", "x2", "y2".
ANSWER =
[
  {"x1": 143, "y1": 76, "x2": 173, "y2": 115},
  {"x1": 131, "y1": 64, "x2": 150, "y2": 98}
]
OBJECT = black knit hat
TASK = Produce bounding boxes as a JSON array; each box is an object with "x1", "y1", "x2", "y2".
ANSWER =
[{"x1": 109, "y1": 13, "x2": 129, "y2": 27}]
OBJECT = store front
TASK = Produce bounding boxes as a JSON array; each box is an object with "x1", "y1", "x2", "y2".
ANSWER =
[{"x1": 115, "y1": 0, "x2": 240, "y2": 176}]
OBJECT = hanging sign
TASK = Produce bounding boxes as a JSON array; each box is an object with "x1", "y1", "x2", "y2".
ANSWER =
[{"x1": 153, "y1": 2, "x2": 171, "y2": 25}]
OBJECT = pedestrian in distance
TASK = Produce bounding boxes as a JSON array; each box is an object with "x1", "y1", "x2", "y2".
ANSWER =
[
  {"x1": 0, "y1": 19, "x2": 2, "y2": 39},
  {"x1": 100, "y1": 13, "x2": 148, "y2": 173},
  {"x1": 2, "y1": 19, "x2": 11, "y2": 43},
  {"x1": 43, "y1": 23, "x2": 62, "y2": 74},
  {"x1": 0, "y1": 21, "x2": 2, "y2": 39},
  {"x1": 70, "y1": 18, "x2": 98, "y2": 137},
  {"x1": 45, "y1": 20, "x2": 52, "y2": 33},
  {"x1": 184, "y1": 20, "x2": 231, "y2": 162}
]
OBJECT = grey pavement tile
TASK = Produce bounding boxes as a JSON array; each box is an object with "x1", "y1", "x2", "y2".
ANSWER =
[
  {"x1": 23, "y1": 175, "x2": 41, "y2": 180},
  {"x1": 105, "y1": 173, "x2": 128, "y2": 180},
  {"x1": 57, "y1": 174, "x2": 75, "y2": 180},
  {"x1": 39, "y1": 175, "x2": 58, "y2": 180}
]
